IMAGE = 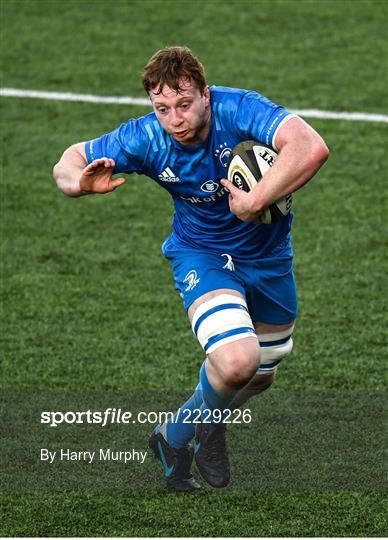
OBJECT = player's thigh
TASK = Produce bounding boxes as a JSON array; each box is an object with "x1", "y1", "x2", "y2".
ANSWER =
[
  {"x1": 188, "y1": 288, "x2": 243, "y2": 319},
  {"x1": 190, "y1": 289, "x2": 260, "y2": 384},
  {"x1": 254, "y1": 321, "x2": 295, "y2": 335},
  {"x1": 245, "y1": 256, "x2": 298, "y2": 326}
]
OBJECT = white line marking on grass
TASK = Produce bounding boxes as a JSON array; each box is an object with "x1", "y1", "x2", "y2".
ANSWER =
[
  {"x1": 1, "y1": 87, "x2": 388, "y2": 123},
  {"x1": 0, "y1": 87, "x2": 150, "y2": 106},
  {"x1": 290, "y1": 108, "x2": 388, "y2": 123}
]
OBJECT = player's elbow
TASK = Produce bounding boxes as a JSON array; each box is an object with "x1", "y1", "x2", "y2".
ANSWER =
[
  {"x1": 316, "y1": 139, "x2": 330, "y2": 165},
  {"x1": 52, "y1": 161, "x2": 67, "y2": 195},
  {"x1": 52, "y1": 144, "x2": 86, "y2": 197},
  {"x1": 310, "y1": 137, "x2": 330, "y2": 171},
  {"x1": 52, "y1": 160, "x2": 60, "y2": 183},
  {"x1": 52, "y1": 161, "x2": 63, "y2": 189}
]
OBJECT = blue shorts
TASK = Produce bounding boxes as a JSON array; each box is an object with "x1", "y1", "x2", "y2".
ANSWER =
[{"x1": 162, "y1": 235, "x2": 298, "y2": 325}]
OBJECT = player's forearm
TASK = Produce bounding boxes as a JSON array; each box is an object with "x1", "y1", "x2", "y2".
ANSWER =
[
  {"x1": 249, "y1": 135, "x2": 329, "y2": 213},
  {"x1": 53, "y1": 144, "x2": 88, "y2": 197}
]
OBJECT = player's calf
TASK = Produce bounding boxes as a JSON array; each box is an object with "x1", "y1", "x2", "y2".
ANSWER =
[{"x1": 232, "y1": 372, "x2": 276, "y2": 409}]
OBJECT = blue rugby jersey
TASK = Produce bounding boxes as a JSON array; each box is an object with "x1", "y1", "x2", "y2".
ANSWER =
[{"x1": 85, "y1": 85, "x2": 295, "y2": 257}]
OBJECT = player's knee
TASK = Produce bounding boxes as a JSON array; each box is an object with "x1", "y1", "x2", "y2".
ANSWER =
[
  {"x1": 257, "y1": 328, "x2": 294, "y2": 374},
  {"x1": 215, "y1": 340, "x2": 260, "y2": 388},
  {"x1": 191, "y1": 293, "x2": 259, "y2": 388}
]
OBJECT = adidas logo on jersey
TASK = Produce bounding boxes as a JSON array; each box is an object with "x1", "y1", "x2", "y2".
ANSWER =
[{"x1": 158, "y1": 167, "x2": 180, "y2": 183}]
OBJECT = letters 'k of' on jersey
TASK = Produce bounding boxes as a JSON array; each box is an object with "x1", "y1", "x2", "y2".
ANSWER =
[{"x1": 85, "y1": 86, "x2": 296, "y2": 258}]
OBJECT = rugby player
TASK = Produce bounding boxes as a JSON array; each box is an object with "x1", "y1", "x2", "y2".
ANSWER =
[{"x1": 53, "y1": 46, "x2": 329, "y2": 491}]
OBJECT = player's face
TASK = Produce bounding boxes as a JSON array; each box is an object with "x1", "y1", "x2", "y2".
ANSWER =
[{"x1": 150, "y1": 80, "x2": 211, "y2": 146}]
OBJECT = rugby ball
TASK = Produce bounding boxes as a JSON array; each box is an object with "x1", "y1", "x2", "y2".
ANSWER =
[{"x1": 227, "y1": 140, "x2": 292, "y2": 224}]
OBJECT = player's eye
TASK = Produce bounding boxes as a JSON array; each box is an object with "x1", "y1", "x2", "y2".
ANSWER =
[
  {"x1": 156, "y1": 107, "x2": 168, "y2": 114},
  {"x1": 180, "y1": 102, "x2": 190, "y2": 109}
]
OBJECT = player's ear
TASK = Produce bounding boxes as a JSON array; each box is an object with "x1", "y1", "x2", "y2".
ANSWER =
[{"x1": 203, "y1": 85, "x2": 210, "y2": 105}]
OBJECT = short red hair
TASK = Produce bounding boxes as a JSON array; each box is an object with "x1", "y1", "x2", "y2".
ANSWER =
[{"x1": 142, "y1": 46, "x2": 207, "y2": 95}]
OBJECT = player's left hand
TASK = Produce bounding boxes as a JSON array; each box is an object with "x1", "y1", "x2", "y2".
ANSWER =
[{"x1": 220, "y1": 179, "x2": 264, "y2": 224}]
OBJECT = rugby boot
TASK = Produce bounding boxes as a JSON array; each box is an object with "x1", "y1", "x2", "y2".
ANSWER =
[
  {"x1": 149, "y1": 430, "x2": 201, "y2": 492},
  {"x1": 194, "y1": 423, "x2": 230, "y2": 488}
]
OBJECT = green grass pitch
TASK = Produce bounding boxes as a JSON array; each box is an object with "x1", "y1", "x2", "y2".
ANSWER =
[{"x1": 1, "y1": 0, "x2": 387, "y2": 536}]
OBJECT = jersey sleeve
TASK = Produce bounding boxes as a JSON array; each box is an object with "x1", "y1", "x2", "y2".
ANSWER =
[
  {"x1": 84, "y1": 119, "x2": 146, "y2": 174},
  {"x1": 235, "y1": 91, "x2": 296, "y2": 151}
]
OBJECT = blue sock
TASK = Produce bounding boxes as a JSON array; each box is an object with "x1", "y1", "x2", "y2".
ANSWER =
[
  {"x1": 161, "y1": 362, "x2": 238, "y2": 448},
  {"x1": 164, "y1": 383, "x2": 203, "y2": 448},
  {"x1": 199, "y1": 363, "x2": 236, "y2": 422}
]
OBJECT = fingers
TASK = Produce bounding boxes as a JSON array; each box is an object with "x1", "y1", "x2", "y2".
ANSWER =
[
  {"x1": 110, "y1": 177, "x2": 126, "y2": 191},
  {"x1": 220, "y1": 178, "x2": 261, "y2": 223},
  {"x1": 85, "y1": 157, "x2": 116, "y2": 173},
  {"x1": 95, "y1": 157, "x2": 115, "y2": 168},
  {"x1": 220, "y1": 178, "x2": 242, "y2": 198}
]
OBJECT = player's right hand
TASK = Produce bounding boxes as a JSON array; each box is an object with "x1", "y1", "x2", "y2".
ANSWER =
[
  {"x1": 79, "y1": 158, "x2": 126, "y2": 194},
  {"x1": 220, "y1": 178, "x2": 264, "y2": 223}
]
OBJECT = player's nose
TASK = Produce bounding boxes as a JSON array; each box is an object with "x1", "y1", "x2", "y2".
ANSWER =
[{"x1": 169, "y1": 108, "x2": 183, "y2": 126}]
